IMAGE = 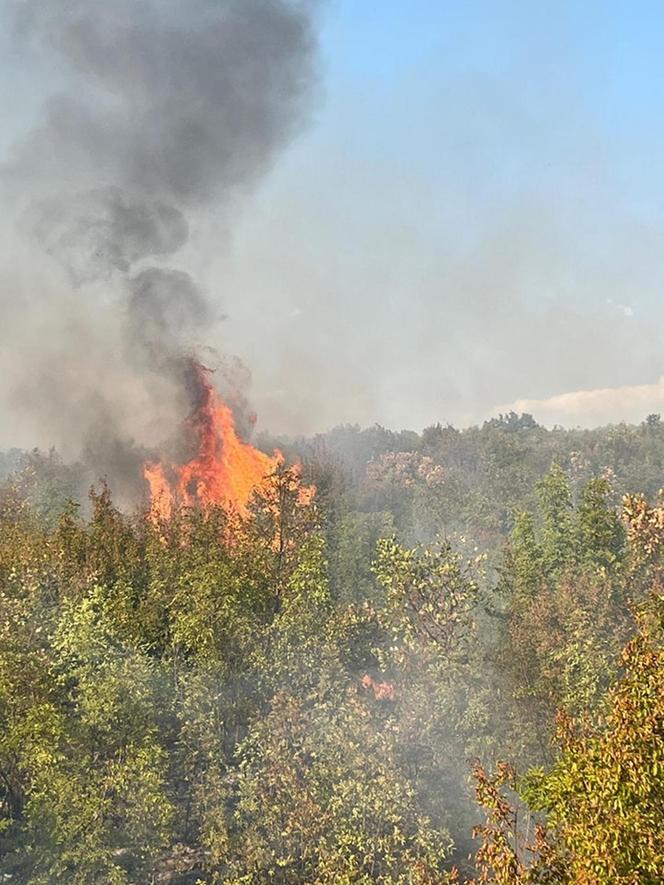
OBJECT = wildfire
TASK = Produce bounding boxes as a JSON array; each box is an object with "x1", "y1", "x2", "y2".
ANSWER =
[
  {"x1": 144, "y1": 360, "x2": 283, "y2": 519},
  {"x1": 361, "y1": 674, "x2": 396, "y2": 701}
]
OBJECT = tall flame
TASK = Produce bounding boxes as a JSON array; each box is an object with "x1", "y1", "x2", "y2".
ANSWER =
[{"x1": 144, "y1": 361, "x2": 282, "y2": 519}]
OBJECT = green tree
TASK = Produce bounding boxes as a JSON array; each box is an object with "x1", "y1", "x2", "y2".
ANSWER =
[
  {"x1": 522, "y1": 593, "x2": 664, "y2": 882},
  {"x1": 536, "y1": 463, "x2": 576, "y2": 575}
]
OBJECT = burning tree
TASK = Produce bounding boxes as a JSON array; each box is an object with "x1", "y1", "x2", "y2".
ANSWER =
[{"x1": 144, "y1": 360, "x2": 283, "y2": 520}]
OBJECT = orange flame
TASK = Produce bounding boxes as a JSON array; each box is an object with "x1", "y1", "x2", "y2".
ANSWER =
[
  {"x1": 361, "y1": 673, "x2": 396, "y2": 701},
  {"x1": 144, "y1": 361, "x2": 282, "y2": 519}
]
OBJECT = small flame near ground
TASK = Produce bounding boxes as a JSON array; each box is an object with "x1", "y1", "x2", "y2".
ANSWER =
[
  {"x1": 361, "y1": 674, "x2": 396, "y2": 701},
  {"x1": 144, "y1": 360, "x2": 308, "y2": 519}
]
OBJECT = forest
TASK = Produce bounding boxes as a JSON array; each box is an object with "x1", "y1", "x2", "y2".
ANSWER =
[
  {"x1": 4, "y1": 0, "x2": 664, "y2": 881},
  {"x1": 0, "y1": 411, "x2": 662, "y2": 883}
]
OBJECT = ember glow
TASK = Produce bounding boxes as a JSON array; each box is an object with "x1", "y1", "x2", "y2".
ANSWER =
[
  {"x1": 361, "y1": 674, "x2": 396, "y2": 701},
  {"x1": 144, "y1": 361, "x2": 282, "y2": 519}
]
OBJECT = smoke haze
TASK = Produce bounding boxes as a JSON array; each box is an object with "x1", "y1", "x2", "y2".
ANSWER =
[
  {"x1": 2, "y1": 2, "x2": 664, "y2": 462},
  {"x1": 194, "y1": 3, "x2": 664, "y2": 435},
  {"x1": 0, "y1": 0, "x2": 319, "y2": 496}
]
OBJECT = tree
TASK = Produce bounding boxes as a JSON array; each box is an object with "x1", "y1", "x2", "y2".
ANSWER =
[
  {"x1": 230, "y1": 689, "x2": 453, "y2": 883},
  {"x1": 522, "y1": 593, "x2": 664, "y2": 882},
  {"x1": 536, "y1": 463, "x2": 576, "y2": 575}
]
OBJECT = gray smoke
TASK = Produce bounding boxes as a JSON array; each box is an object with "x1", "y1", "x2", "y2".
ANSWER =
[
  {"x1": 2, "y1": 0, "x2": 319, "y2": 500},
  {"x1": 126, "y1": 268, "x2": 210, "y2": 372},
  {"x1": 29, "y1": 189, "x2": 190, "y2": 284}
]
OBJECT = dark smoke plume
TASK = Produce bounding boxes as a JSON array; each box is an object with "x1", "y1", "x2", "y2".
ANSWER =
[{"x1": 3, "y1": 0, "x2": 319, "y2": 501}]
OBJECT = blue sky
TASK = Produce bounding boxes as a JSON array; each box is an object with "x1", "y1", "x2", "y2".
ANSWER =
[
  {"x1": 2, "y1": 1, "x2": 664, "y2": 435},
  {"x1": 214, "y1": 0, "x2": 664, "y2": 430},
  {"x1": 317, "y1": 0, "x2": 664, "y2": 254}
]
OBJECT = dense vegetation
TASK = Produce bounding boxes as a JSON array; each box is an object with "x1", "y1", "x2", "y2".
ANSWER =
[{"x1": 1, "y1": 413, "x2": 663, "y2": 882}]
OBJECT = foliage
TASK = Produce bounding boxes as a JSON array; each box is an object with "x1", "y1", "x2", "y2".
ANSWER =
[
  {"x1": 0, "y1": 472, "x2": 468, "y2": 881},
  {"x1": 467, "y1": 761, "x2": 563, "y2": 884},
  {"x1": 470, "y1": 488, "x2": 664, "y2": 883},
  {"x1": 0, "y1": 424, "x2": 663, "y2": 881},
  {"x1": 518, "y1": 593, "x2": 664, "y2": 882}
]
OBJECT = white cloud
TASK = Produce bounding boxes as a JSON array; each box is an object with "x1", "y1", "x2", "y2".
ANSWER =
[{"x1": 494, "y1": 376, "x2": 664, "y2": 428}]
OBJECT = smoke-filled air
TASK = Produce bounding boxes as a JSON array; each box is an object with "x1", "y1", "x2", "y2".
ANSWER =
[
  {"x1": 1, "y1": 2, "x2": 664, "y2": 883},
  {"x1": 1, "y1": 0, "x2": 317, "y2": 505}
]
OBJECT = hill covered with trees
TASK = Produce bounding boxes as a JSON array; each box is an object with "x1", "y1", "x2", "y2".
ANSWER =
[{"x1": 0, "y1": 414, "x2": 663, "y2": 882}]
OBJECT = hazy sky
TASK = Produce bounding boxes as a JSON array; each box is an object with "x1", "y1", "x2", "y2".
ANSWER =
[{"x1": 2, "y1": 1, "x2": 664, "y2": 440}]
